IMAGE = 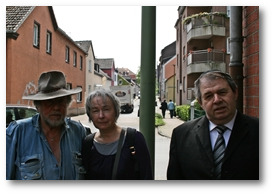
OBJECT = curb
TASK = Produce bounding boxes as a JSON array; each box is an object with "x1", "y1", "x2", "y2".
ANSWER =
[{"x1": 156, "y1": 126, "x2": 171, "y2": 139}]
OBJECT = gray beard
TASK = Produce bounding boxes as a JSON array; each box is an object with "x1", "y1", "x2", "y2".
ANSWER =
[{"x1": 43, "y1": 116, "x2": 65, "y2": 128}]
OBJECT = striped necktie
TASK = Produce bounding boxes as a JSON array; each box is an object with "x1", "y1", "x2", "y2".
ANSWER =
[{"x1": 213, "y1": 125, "x2": 227, "y2": 179}]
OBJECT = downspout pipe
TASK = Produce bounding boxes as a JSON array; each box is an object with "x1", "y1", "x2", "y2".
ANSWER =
[
  {"x1": 140, "y1": 6, "x2": 156, "y2": 177},
  {"x1": 229, "y1": 6, "x2": 244, "y2": 113}
]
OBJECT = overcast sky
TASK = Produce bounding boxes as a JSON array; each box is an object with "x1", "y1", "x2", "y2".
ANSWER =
[{"x1": 53, "y1": 6, "x2": 178, "y2": 73}]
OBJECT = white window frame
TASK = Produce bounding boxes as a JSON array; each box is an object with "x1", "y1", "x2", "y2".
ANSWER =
[
  {"x1": 79, "y1": 55, "x2": 83, "y2": 70},
  {"x1": 65, "y1": 46, "x2": 70, "y2": 63},
  {"x1": 88, "y1": 60, "x2": 92, "y2": 72},
  {"x1": 46, "y1": 31, "x2": 52, "y2": 54},
  {"x1": 76, "y1": 86, "x2": 82, "y2": 102},
  {"x1": 226, "y1": 37, "x2": 231, "y2": 54},
  {"x1": 73, "y1": 51, "x2": 77, "y2": 67},
  {"x1": 33, "y1": 22, "x2": 40, "y2": 48}
]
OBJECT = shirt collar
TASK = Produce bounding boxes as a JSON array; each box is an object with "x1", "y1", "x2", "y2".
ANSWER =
[{"x1": 209, "y1": 110, "x2": 237, "y2": 132}]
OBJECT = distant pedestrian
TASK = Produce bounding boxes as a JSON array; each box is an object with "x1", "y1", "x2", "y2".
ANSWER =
[
  {"x1": 167, "y1": 100, "x2": 175, "y2": 119},
  {"x1": 160, "y1": 100, "x2": 168, "y2": 118},
  {"x1": 167, "y1": 70, "x2": 259, "y2": 180}
]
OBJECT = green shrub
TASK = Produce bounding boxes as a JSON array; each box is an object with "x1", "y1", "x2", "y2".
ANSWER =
[
  {"x1": 193, "y1": 99, "x2": 203, "y2": 110},
  {"x1": 155, "y1": 113, "x2": 165, "y2": 127},
  {"x1": 176, "y1": 105, "x2": 190, "y2": 121}
]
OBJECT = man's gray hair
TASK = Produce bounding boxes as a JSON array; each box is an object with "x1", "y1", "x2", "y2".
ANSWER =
[{"x1": 194, "y1": 70, "x2": 238, "y2": 103}]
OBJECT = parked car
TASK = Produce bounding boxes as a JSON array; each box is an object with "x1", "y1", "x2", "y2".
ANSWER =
[
  {"x1": 6, "y1": 105, "x2": 38, "y2": 127},
  {"x1": 6, "y1": 105, "x2": 91, "y2": 135}
]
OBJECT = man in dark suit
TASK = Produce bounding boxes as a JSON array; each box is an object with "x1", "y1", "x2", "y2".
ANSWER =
[{"x1": 167, "y1": 70, "x2": 259, "y2": 180}]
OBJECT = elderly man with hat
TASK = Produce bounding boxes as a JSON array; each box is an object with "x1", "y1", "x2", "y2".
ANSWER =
[{"x1": 6, "y1": 71, "x2": 87, "y2": 180}]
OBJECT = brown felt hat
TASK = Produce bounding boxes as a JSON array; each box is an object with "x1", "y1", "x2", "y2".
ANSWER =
[{"x1": 22, "y1": 71, "x2": 82, "y2": 101}]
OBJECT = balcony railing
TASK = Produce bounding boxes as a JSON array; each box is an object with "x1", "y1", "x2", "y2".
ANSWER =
[
  {"x1": 186, "y1": 15, "x2": 226, "y2": 33},
  {"x1": 187, "y1": 49, "x2": 225, "y2": 64},
  {"x1": 187, "y1": 49, "x2": 226, "y2": 74},
  {"x1": 186, "y1": 15, "x2": 226, "y2": 41}
]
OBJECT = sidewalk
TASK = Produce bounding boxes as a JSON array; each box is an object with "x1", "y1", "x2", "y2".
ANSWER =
[
  {"x1": 154, "y1": 105, "x2": 185, "y2": 180},
  {"x1": 156, "y1": 105, "x2": 185, "y2": 138}
]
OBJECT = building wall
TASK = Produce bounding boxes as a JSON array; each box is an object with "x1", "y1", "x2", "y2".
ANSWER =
[
  {"x1": 176, "y1": 6, "x2": 230, "y2": 105},
  {"x1": 85, "y1": 45, "x2": 95, "y2": 97},
  {"x1": 175, "y1": 10, "x2": 182, "y2": 105},
  {"x1": 93, "y1": 73, "x2": 104, "y2": 89},
  {"x1": 164, "y1": 56, "x2": 177, "y2": 102},
  {"x1": 180, "y1": 7, "x2": 189, "y2": 105},
  {"x1": 242, "y1": 6, "x2": 259, "y2": 117},
  {"x1": 165, "y1": 76, "x2": 175, "y2": 102},
  {"x1": 102, "y1": 77, "x2": 112, "y2": 89},
  {"x1": 165, "y1": 57, "x2": 176, "y2": 80},
  {"x1": 101, "y1": 68, "x2": 114, "y2": 86},
  {"x1": 6, "y1": 6, "x2": 86, "y2": 115}
]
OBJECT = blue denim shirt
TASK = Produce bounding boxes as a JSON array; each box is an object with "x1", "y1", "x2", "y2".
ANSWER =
[
  {"x1": 168, "y1": 101, "x2": 175, "y2": 110},
  {"x1": 6, "y1": 114, "x2": 87, "y2": 180}
]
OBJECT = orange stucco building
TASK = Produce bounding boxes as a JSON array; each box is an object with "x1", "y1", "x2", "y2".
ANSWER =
[{"x1": 6, "y1": 6, "x2": 87, "y2": 115}]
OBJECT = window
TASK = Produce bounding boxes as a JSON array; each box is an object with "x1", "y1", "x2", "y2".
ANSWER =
[
  {"x1": 183, "y1": 46, "x2": 186, "y2": 60},
  {"x1": 80, "y1": 55, "x2": 83, "y2": 70},
  {"x1": 226, "y1": 37, "x2": 231, "y2": 54},
  {"x1": 88, "y1": 60, "x2": 92, "y2": 72},
  {"x1": 95, "y1": 63, "x2": 100, "y2": 72},
  {"x1": 46, "y1": 31, "x2": 52, "y2": 54},
  {"x1": 73, "y1": 51, "x2": 77, "y2": 67},
  {"x1": 187, "y1": 88, "x2": 193, "y2": 100},
  {"x1": 88, "y1": 85, "x2": 91, "y2": 94},
  {"x1": 77, "y1": 86, "x2": 82, "y2": 102},
  {"x1": 183, "y1": 76, "x2": 186, "y2": 92},
  {"x1": 227, "y1": 6, "x2": 231, "y2": 18},
  {"x1": 65, "y1": 46, "x2": 70, "y2": 63},
  {"x1": 33, "y1": 22, "x2": 40, "y2": 48},
  {"x1": 182, "y1": 16, "x2": 186, "y2": 31},
  {"x1": 67, "y1": 83, "x2": 72, "y2": 90}
]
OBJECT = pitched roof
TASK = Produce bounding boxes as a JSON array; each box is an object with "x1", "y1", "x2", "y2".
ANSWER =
[
  {"x1": 117, "y1": 67, "x2": 136, "y2": 80},
  {"x1": 75, "y1": 40, "x2": 94, "y2": 54},
  {"x1": 117, "y1": 67, "x2": 135, "y2": 74},
  {"x1": 6, "y1": 6, "x2": 58, "y2": 32},
  {"x1": 6, "y1": 6, "x2": 35, "y2": 32},
  {"x1": 95, "y1": 58, "x2": 115, "y2": 69},
  {"x1": 160, "y1": 41, "x2": 176, "y2": 64},
  {"x1": 6, "y1": 6, "x2": 87, "y2": 54}
]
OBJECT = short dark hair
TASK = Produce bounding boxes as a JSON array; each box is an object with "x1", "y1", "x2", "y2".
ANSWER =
[{"x1": 194, "y1": 70, "x2": 237, "y2": 103}]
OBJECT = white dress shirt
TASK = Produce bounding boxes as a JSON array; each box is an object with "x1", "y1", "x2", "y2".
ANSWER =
[{"x1": 209, "y1": 110, "x2": 237, "y2": 150}]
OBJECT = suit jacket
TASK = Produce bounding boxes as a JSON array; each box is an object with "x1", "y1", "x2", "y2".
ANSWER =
[{"x1": 167, "y1": 112, "x2": 259, "y2": 180}]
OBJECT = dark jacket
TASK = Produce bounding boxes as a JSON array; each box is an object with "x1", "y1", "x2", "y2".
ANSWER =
[
  {"x1": 161, "y1": 101, "x2": 168, "y2": 110},
  {"x1": 167, "y1": 112, "x2": 259, "y2": 180},
  {"x1": 82, "y1": 130, "x2": 153, "y2": 180}
]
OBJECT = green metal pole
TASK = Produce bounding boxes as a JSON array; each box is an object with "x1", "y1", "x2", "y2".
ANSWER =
[{"x1": 140, "y1": 6, "x2": 156, "y2": 177}]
